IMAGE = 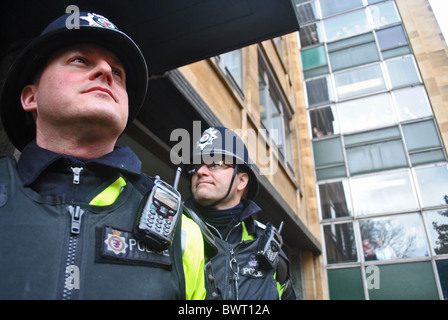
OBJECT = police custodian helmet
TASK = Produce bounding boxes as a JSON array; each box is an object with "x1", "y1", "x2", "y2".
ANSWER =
[
  {"x1": 0, "y1": 12, "x2": 148, "y2": 151},
  {"x1": 191, "y1": 126, "x2": 259, "y2": 201}
]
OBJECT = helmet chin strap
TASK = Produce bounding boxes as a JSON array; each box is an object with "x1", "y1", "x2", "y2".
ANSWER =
[{"x1": 203, "y1": 165, "x2": 239, "y2": 209}]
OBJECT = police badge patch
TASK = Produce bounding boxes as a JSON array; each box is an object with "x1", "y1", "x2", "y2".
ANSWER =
[{"x1": 96, "y1": 226, "x2": 172, "y2": 270}]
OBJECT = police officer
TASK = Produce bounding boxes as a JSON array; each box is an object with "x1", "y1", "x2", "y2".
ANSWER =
[
  {"x1": 183, "y1": 126, "x2": 295, "y2": 300},
  {"x1": 0, "y1": 11, "x2": 205, "y2": 299}
]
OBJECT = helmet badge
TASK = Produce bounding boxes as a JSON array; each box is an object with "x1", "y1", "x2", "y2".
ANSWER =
[
  {"x1": 197, "y1": 127, "x2": 218, "y2": 151},
  {"x1": 80, "y1": 13, "x2": 118, "y2": 30}
]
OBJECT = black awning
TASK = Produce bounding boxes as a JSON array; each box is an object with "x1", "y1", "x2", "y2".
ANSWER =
[{"x1": 1, "y1": 0, "x2": 300, "y2": 75}]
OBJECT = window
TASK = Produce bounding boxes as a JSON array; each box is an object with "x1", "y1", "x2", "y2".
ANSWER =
[
  {"x1": 334, "y1": 63, "x2": 386, "y2": 100},
  {"x1": 370, "y1": 1, "x2": 401, "y2": 29},
  {"x1": 393, "y1": 86, "x2": 432, "y2": 122},
  {"x1": 319, "y1": 180, "x2": 352, "y2": 219},
  {"x1": 350, "y1": 170, "x2": 419, "y2": 216},
  {"x1": 296, "y1": 1, "x2": 319, "y2": 24},
  {"x1": 425, "y1": 210, "x2": 448, "y2": 255},
  {"x1": 313, "y1": 137, "x2": 346, "y2": 180},
  {"x1": 414, "y1": 165, "x2": 448, "y2": 208},
  {"x1": 329, "y1": 42, "x2": 380, "y2": 72},
  {"x1": 319, "y1": 0, "x2": 363, "y2": 18},
  {"x1": 309, "y1": 105, "x2": 338, "y2": 138},
  {"x1": 345, "y1": 127, "x2": 407, "y2": 175},
  {"x1": 359, "y1": 213, "x2": 429, "y2": 260},
  {"x1": 324, "y1": 222, "x2": 358, "y2": 264},
  {"x1": 258, "y1": 58, "x2": 294, "y2": 166},
  {"x1": 216, "y1": 49, "x2": 244, "y2": 91},
  {"x1": 301, "y1": 45, "x2": 327, "y2": 70},
  {"x1": 337, "y1": 93, "x2": 395, "y2": 134},
  {"x1": 376, "y1": 25, "x2": 408, "y2": 50},
  {"x1": 305, "y1": 76, "x2": 332, "y2": 106},
  {"x1": 386, "y1": 56, "x2": 421, "y2": 88},
  {"x1": 299, "y1": 22, "x2": 323, "y2": 48},
  {"x1": 403, "y1": 120, "x2": 445, "y2": 165},
  {"x1": 324, "y1": 9, "x2": 370, "y2": 42}
]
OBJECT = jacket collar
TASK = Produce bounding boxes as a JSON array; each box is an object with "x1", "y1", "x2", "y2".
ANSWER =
[{"x1": 17, "y1": 140, "x2": 142, "y2": 186}]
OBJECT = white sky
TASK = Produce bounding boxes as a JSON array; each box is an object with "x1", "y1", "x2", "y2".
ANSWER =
[{"x1": 428, "y1": 0, "x2": 448, "y2": 43}]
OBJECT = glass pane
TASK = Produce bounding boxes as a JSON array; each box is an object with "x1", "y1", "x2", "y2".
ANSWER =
[
  {"x1": 338, "y1": 93, "x2": 395, "y2": 134},
  {"x1": 347, "y1": 140, "x2": 407, "y2": 175},
  {"x1": 327, "y1": 268, "x2": 365, "y2": 300},
  {"x1": 324, "y1": 10, "x2": 370, "y2": 42},
  {"x1": 324, "y1": 223, "x2": 358, "y2": 263},
  {"x1": 403, "y1": 120, "x2": 441, "y2": 152},
  {"x1": 306, "y1": 77, "x2": 331, "y2": 106},
  {"x1": 304, "y1": 66, "x2": 329, "y2": 79},
  {"x1": 381, "y1": 46, "x2": 411, "y2": 59},
  {"x1": 393, "y1": 86, "x2": 432, "y2": 122},
  {"x1": 436, "y1": 260, "x2": 448, "y2": 300},
  {"x1": 425, "y1": 210, "x2": 448, "y2": 255},
  {"x1": 328, "y1": 32, "x2": 375, "y2": 52},
  {"x1": 313, "y1": 137, "x2": 344, "y2": 167},
  {"x1": 296, "y1": 2, "x2": 319, "y2": 24},
  {"x1": 345, "y1": 126, "x2": 400, "y2": 146},
  {"x1": 377, "y1": 25, "x2": 408, "y2": 51},
  {"x1": 300, "y1": 23, "x2": 323, "y2": 47},
  {"x1": 329, "y1": 42, "x2": 380, "y2": 72},
  {"x1": 386, "y1": 56, "x2": 421, "y2": 88},
  {"x1": 410, "y1": 149, "x2": 446, "y2": 166},
  {"x1": 334, "y1": 64, "x2": 386, "y2": 100},
  {"x1": 370, "y1": 1, "x2": 401, "y2": 29},
  {"x1": 225, "y1": 50, "x2": 243, "y2": 89},
  {"x1": 301, "y1": 46, "x2": 327, "y2": 70},
  {"x1": 351, "y1": 170, "x2": 419, "y2": 215},
  {"x1": 310, "y1": 106, "x2": 339, "y2": 138},
  {"x1": 415, "y1": 165, "x2": 448, "y2": 208},
  {"x1": 316, "y1": 165, "x2": 347, "y2": 181},
  {"x1": 319, "y1": 181, "x2": 352, "y2": 219},
  {"x1": 319, "y1": 0, "x2": 364, "y2": 18},
  {"x1": 359, "y1": 213, "x2": 429, "y2": 261},
  {"x1": 368, "y1": 262, "x2": 439, "y2": 300}
]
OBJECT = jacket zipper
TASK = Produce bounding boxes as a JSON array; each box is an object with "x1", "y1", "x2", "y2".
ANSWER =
[
  {"x1": 60, "y1": 205, "x2": 84, "y2": 300},
  {"x1": 207, "y1": 222, "x2": 243, "y2": 300},
  {"x1": 60, "y1": 167, "x2": 85, "y2": 300}
]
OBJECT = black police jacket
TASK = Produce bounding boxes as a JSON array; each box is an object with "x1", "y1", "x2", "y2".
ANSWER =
[{"x1": 0, "y1": 154, "x2": 187, "y2": 299}]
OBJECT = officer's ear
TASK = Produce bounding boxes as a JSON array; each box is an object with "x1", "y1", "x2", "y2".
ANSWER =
[
  {"x1": 21, "y1": 84, "x2": 38, "y2": 112},
  {"x1": 236, "y1": 171, "x2": 249, "y2": 192}
]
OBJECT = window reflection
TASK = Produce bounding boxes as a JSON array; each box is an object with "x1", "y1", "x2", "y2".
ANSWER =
[
  {"x1": 324, "y1": 10, "x2": 370, "y2": 42},
  {"x1": 334, "y1": 64, "x2": 386, "y2": 100},
  {"x1": 351, "y1": 170, "x2": 419, "y2": 215},
  {"x1": 393, "y1": 86, "x2": 432, "y2": 122},
  {"x1": 359, "y1": 213, "x2": 429, "y2": 261},
  {"x1": 415, "y1": 165, "x2": 448, "y2": 208},
  {"x1": 425, "y1": 209, "x2": 448, "y2": 255},
  {"x1": 370, "y1": 1, "x2": 401, "y2": 29},
  {"x1": 324, "y1": 223, "x2": 358, "y2": 263},
  {"x1": 338, "y1": 93, "x2": 395, "y2": 134}
]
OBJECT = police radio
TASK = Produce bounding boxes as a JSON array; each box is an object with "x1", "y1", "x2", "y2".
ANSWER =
[
  {"x1": 133, "y1": 168, "x2": 182, "y2": 251},
  {"x1": 256, "y1": 221, "x2": 284, "y2": 270}
]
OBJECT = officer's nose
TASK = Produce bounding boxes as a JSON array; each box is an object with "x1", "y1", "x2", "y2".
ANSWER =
[{"x1": 91, "y1": 60, "x2": 113, "y2": 86}]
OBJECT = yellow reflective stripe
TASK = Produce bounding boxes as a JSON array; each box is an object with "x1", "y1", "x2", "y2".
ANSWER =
[
  {"x1": 181, "y1": 214, "x2": 206, "y2": 300},
  {"x1": 89, "y1": 177, "x2": 127, "y2": 206},
  {"x1": 241, "y1": 221, "x2": 255, "y2": 241}
]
